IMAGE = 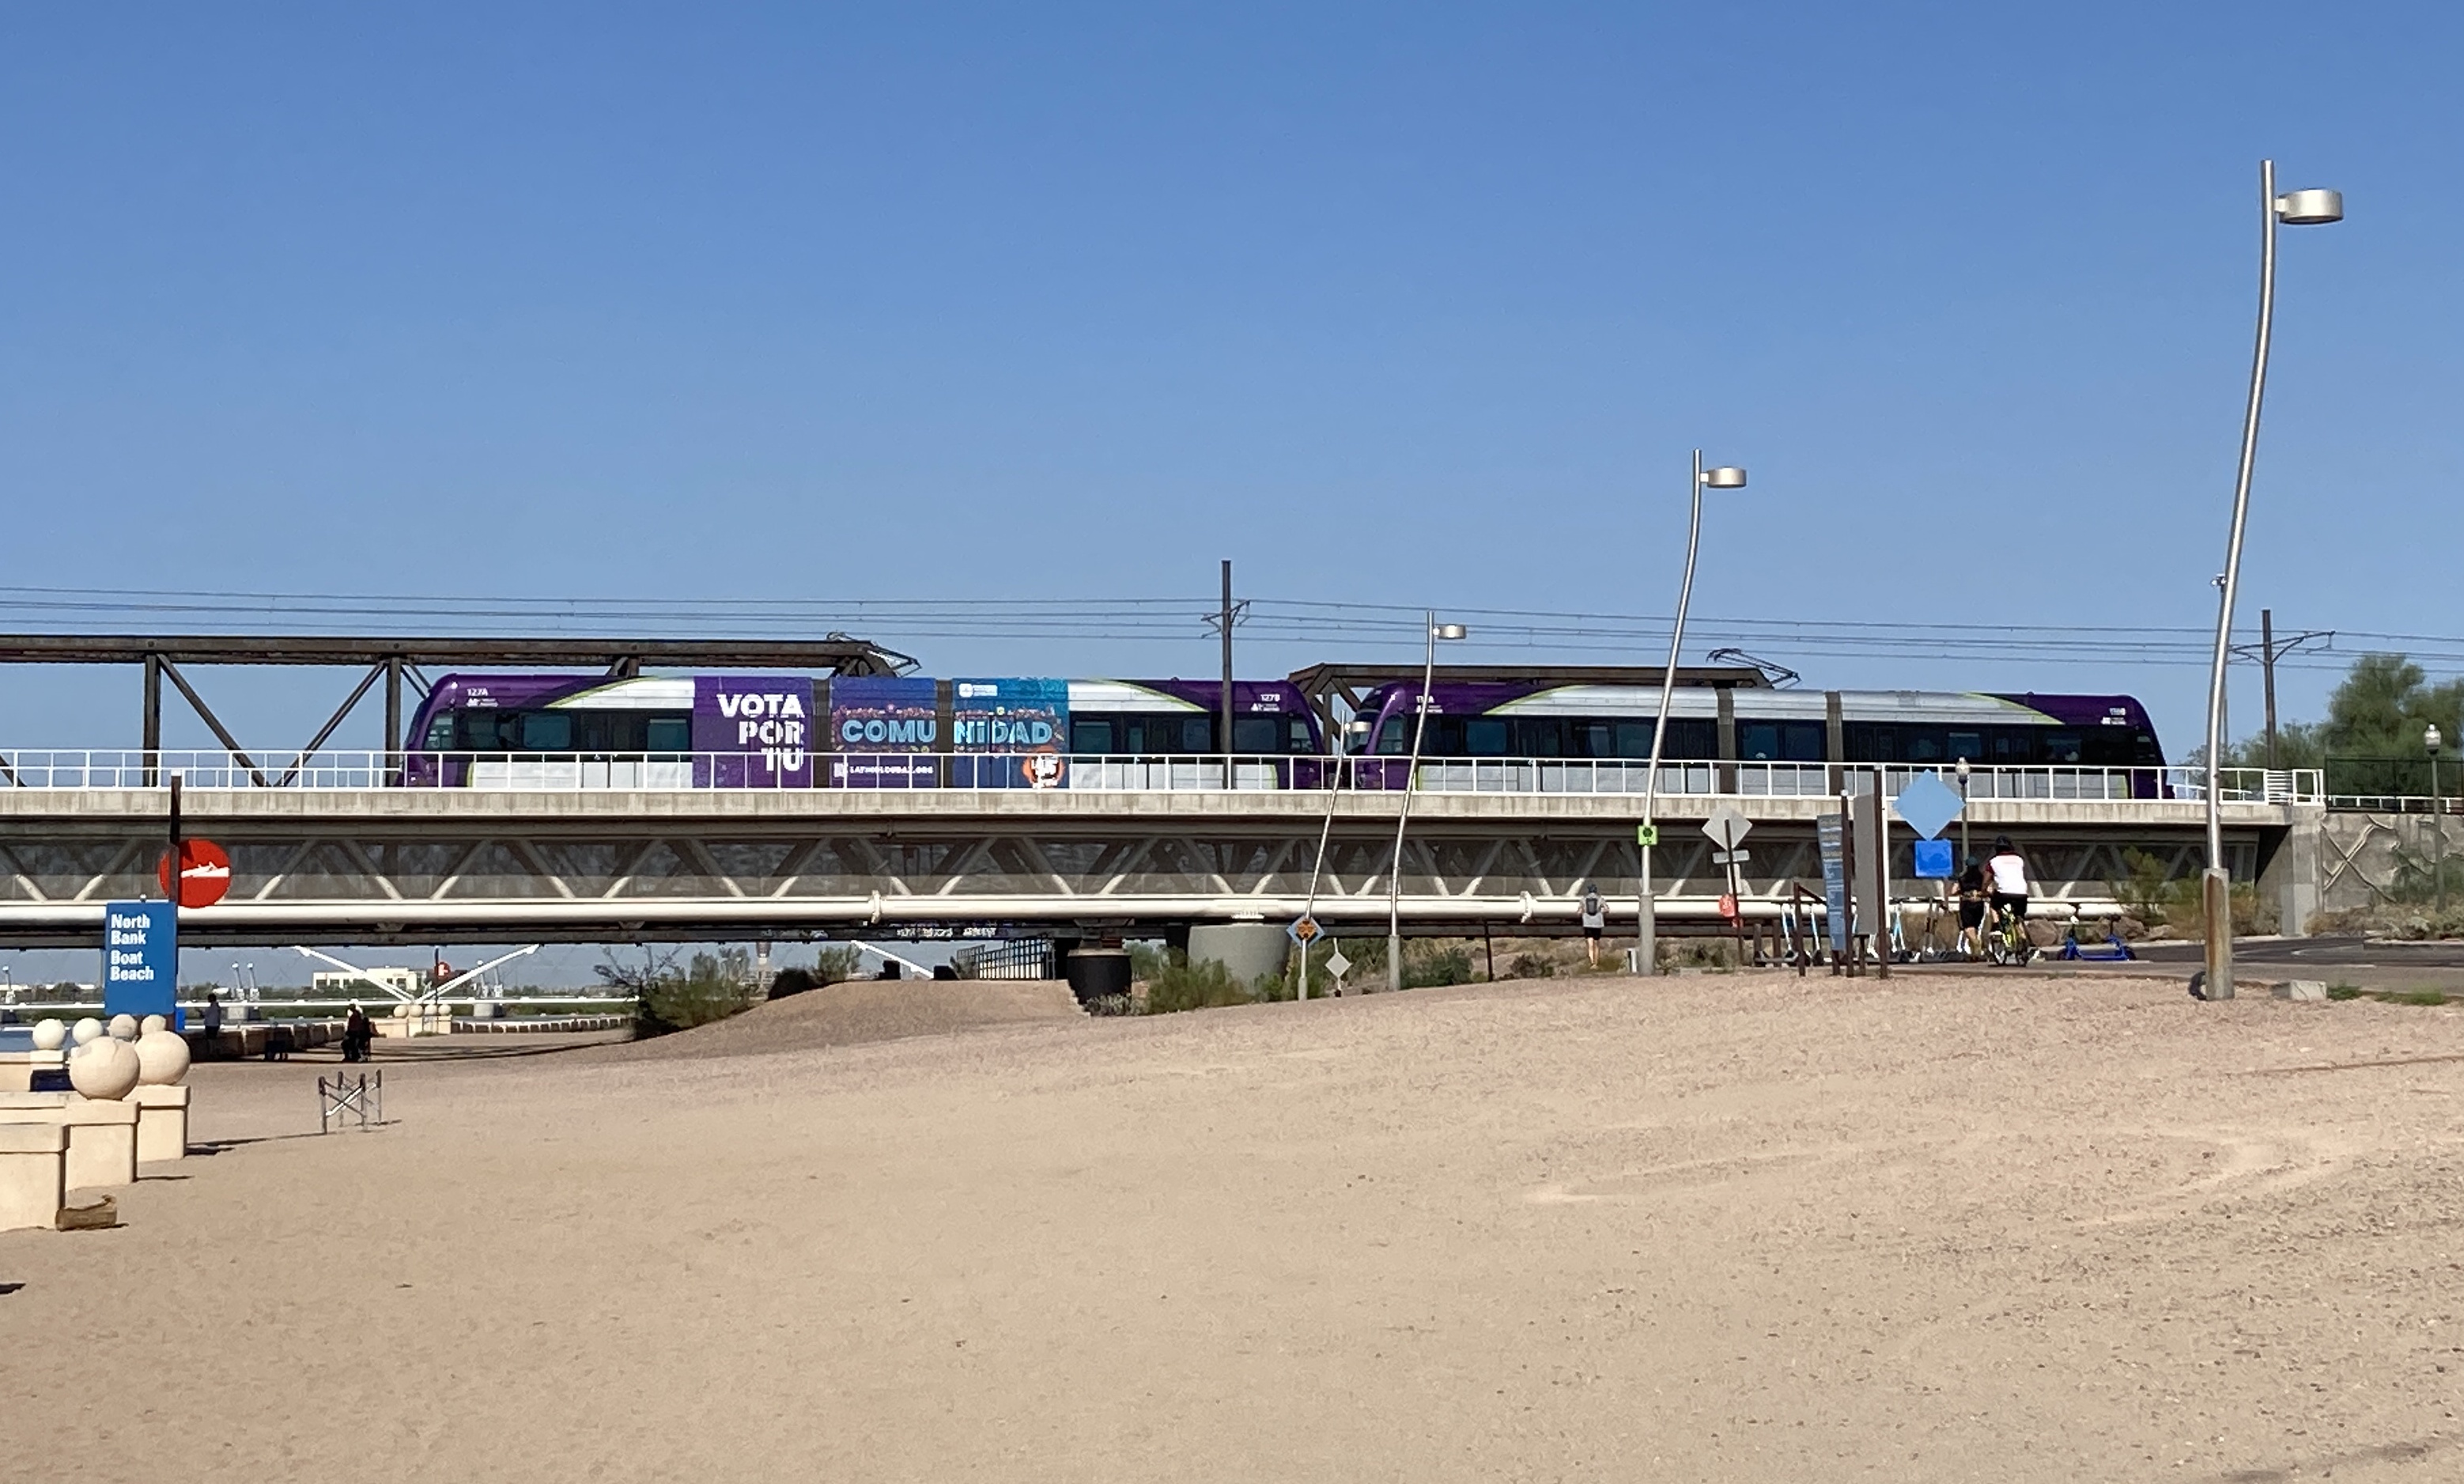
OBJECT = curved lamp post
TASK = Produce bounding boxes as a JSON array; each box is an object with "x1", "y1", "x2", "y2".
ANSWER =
[
  {"x1": 2200, "y1": 162, "x2": 2341, "y2": 1002},
  {"x1": 1387, "y1": 614, "x2": 1468, "y2": 991},
  {"x1": 1638, "y1": 453, "x2": 1747, "y2": 976}
]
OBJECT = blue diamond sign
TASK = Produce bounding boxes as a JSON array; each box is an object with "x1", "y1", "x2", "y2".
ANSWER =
[{"x1": 1891, "y1": 771, "x2": 1966, "y2": 841}]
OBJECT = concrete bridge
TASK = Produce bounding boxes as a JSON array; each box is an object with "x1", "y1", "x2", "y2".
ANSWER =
[{"x1": 0, "y1": 774, "x2": 2322, "y2": 947}]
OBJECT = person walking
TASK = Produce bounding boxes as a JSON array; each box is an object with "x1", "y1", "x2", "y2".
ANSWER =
[
  {"x1": 342, "y1": 1002, "x2": 373, "y2": 1063},
  {"x1": 1580, "y1": 882, "x2": 1607, "y2": 968},
  {"x1": 1956, "y1": 857, "x2": 1989, "y2": 960}
]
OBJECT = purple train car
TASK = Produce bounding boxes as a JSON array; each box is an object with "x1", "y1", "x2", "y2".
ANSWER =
[
  {"x1": 1343, "y1": 683, "x2": 2167, "y2": 797},
  {"x1": 401, "y1": 674, "x2": 1325, "y2": 788}
]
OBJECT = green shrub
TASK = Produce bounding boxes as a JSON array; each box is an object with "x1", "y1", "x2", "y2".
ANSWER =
[
  {"x1": 600, "y1": 947, "x2": 758, "y2": 1037},
  {"x1": 1142, "y1": 954, "x2": 1274, "y2": 1014}
]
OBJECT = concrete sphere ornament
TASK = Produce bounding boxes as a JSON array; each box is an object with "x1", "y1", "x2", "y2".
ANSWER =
[
  {"x1": 135, "y1": 1028, "x2": 191, "y2": 1086},
  {"x1": 108, "y1": 1013, "x2": 139, "y2": 1040},
  {"x1": 32, "y1": 1018, "x2": 68, "y2": 1052},
  {"x1": 71, "y1": 1017, "x2": 104, "y2": 1046},
  {"x1": 69, "y1": 1036, "x2": 141, "y2": 1101},
  {"x1": 140, "y1": 1014, "x2": 168, "y2": 1034}
]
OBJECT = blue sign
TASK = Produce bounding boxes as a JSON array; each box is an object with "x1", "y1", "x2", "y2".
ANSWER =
[
  {"x1": 102, "y1": 901, "x2": 177, "y2": 1021},
  {"x1": 1891, "y1": 771, "x2": 1966, "y2": 842},
  {"x1": 1816, "y1": 814, "x2": 1851, "y2": 953},
  {"x1": 1912, "y1": 838, "x2": 1956, "y2": 879}
]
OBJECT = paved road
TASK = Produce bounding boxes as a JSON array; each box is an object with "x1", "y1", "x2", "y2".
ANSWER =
[{"x1": 2131, "y1": 935, "x2": 2464, "y2": 969}]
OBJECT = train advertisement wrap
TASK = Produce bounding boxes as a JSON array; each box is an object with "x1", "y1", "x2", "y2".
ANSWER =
[
  {"x1": 830, "y1": 677, "x2": 939, "y2": 788},
  {"x1": 693, "y1": 675, "x2": 814, "y2": 788},
  {"x1": 952, "y1": 678, "x2": 1068, "y2": 789}
]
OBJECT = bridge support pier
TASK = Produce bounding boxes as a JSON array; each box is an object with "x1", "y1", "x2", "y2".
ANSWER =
[{"x1": 2257, "y1": 804, "x2": 2325, "y2": 937}]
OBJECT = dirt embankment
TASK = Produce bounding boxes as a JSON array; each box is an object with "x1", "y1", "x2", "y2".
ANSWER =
[{"x1": 599, "y1": 977, "x2": 1085, "y2": 1061}]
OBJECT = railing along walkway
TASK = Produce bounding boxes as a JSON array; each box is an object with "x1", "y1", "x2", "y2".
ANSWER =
[{"x1": 0, "y1": 750, "x2": 2322, "y2": 806}]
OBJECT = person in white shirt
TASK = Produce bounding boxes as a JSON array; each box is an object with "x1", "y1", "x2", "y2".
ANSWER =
[{"x1": 1986, "y1": 835, "x2": 2031, "y2": 930}]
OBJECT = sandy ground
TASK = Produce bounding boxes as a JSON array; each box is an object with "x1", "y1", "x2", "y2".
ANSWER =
[{"x1": 5, "y1": 971, "x2": 2462, "y2": 1482}]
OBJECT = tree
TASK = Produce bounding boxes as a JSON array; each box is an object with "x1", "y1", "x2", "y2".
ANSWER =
[{"x1": 2220, "y1": 653, "x2": 2464, "y2": 796}]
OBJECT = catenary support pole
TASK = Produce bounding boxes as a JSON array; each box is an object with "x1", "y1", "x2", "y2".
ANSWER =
[{"x1": 1220, "y1": 560, "x2": 1234, "y2": 779}]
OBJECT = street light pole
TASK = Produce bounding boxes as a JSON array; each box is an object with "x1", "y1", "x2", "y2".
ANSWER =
[
  {"x1": 1638, "y1": 451, "x2": 1745, "y2": 977},
  {"x1": 1388, "y1": 612, "x2": 1465, "y2": 992},
  {"x1": 2199, "y1": 160, "x2": 2342, "y2": 1002}
]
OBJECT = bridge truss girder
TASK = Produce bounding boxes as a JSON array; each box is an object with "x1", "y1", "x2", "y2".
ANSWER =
[{"x1": 0, "y1": 815, "x2": 2258, "y2": 949}]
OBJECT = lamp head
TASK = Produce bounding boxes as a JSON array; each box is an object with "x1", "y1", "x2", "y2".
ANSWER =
[
  {"x1": 1956, "y1": 757, "x2": 1970, "y2": 778},
  {"x1": 2275, "y1": 188, "x2": 2343, "y2": 225},
  {"x1": 1699, "y1": 466, "x2": 1748, "y2": 489},
  {"x1": 1434, "y1": 623, "x2": 1468, "y2": 642},
  {"x1": 2428, "y1": 723, "x2": 2443, "y2": 754}
]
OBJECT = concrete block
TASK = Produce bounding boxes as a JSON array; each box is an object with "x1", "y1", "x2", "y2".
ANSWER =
[
  {"x1": 0, "y1": 1122, "x2": 68, "y2": 1232},
  {"x1": 0, "y1": 1055, "x2": 27, "y2": 1094},
  {"x1": 0, "y1": 1093, "x2": 139, "y2": 1189},
  {"x1": 131, "y1": 1084, "x2": 191, "y2": 1163},
  {"x1": 2273, "y1": 980, "x2": 2330, "y2": 1001}
]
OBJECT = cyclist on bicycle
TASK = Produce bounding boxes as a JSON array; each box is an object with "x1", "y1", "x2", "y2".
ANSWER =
[{"x1": 1986, "y1": 835, "x2": 2031, "y2": 942}]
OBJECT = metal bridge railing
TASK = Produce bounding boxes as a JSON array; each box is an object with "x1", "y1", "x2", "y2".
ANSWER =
[{"x1": 0, "y1": 750, "x2": 2324, "y2": 805}]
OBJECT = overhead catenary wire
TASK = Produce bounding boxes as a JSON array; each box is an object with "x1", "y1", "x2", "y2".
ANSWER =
[{"x1": 0, "y1": 583, "x2": 2451, "y2": 674}]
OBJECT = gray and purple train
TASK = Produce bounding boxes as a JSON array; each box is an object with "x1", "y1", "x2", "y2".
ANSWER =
[{"x1": 402, "y1": 670, "x2": 2165, "y2": 792}]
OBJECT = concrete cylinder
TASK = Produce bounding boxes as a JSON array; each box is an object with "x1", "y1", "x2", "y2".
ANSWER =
[{"x1": 1187, "y1": 923, "x2": 1292, "y2": 988}]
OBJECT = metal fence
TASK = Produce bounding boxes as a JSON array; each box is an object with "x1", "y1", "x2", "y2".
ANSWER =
[{"x1": 0, "y1": 749, "x2": 2322, "y2": 805}]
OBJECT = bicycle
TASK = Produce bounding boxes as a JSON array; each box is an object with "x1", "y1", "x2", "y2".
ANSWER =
[{"x1": 1983, "y1": 901, "x2": 2035, "y2": 967}]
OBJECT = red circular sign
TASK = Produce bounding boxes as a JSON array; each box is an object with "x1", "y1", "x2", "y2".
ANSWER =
[{"x1": 158, "y1": 839, "x2": 232, "y2": 908}]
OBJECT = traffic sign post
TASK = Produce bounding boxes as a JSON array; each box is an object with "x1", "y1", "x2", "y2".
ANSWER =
[
  {"x1": 1289, "y1": 913, "x2": 1323, "y2": 1001},
  {"x1": 1700, "y1": 805, "x2": 1755, "y2": 968},
  {"x1": 158, "y1": 838, "x2": 232, "y2": 909}
]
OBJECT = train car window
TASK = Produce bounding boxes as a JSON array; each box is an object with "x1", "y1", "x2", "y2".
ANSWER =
[
  {"x1": 1902, "y1": 728, "x2": 1945, "y2": 763},
  {"x1": 1183, "y1": 717, "x2": 1211, "y2": 753},
  {"x1": 1615, "y1": 723, "x2": 1651, "y2": 758},
  {"x1": 521, "y1": 712, "x2": 573, "y2": 751},
  {"x1": 1289, "y1": 719, "x2": 1316, "y2": 753},
  {"x1": 1844, "y1": 723, "x2": 1895, "y2": 763},
  {"x1": 1740, "y1": 723, "x2": 1778, "y2": 761},
  {"x1": 2043, "y1": 731, "x2": 2082, "y2": 765},
  {"x1": 424, "y1": 716, "x2": 455, "y2": 750},
  {"x1": 2081, "y1": 730, "x2": 2136, "y2": 766},
  {"x1": 1376, "y1": 718, "x2": 1408, "y2": 755},
  {"x1": 1948, "y1": 731, "x2": 1983, "y2": 762},
  {"x1": 1467, "y1": 719, "x2": 1508, "y2": 755},
  {"x1": 1514, "y1": 719, "x2": 1565, "y2": 757},
  {"x1": 1991, "y1": 731, "x2": 2031, "y2": 765},
  {"x1": 1232, "y1": 717, "x2": 1279, "y2": 753},
  {"x1": 1576, "y1": 723, "x2": 1612, "y2": 758},
  {"x1": 459, "y1": 712, "x2": 520, "y2": 750},
  {"x1": 646, "y1": 717, "x2": 690, "y2": 753},
  {"x1": 2133, "y1": 731, "x2": 2162, "y2": 765},
  {"x1": 1072, "y1": 719, "x2": 1115, "y2": 754},
  {"x1": 1782, "y1": 723, "x2": 1825, "y2": 761}
]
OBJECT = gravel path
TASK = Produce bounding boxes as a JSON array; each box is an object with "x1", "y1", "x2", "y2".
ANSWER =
[{"x1": 6, "y1": 970, "x2": 2459, "y2": 1482}]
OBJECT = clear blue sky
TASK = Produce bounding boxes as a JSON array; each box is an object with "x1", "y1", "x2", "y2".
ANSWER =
[{"x1": 4, "y1": 3, "x2": 2459, "y2": 750}]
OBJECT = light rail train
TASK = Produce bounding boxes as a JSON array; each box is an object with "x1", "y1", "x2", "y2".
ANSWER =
[{"x1": 401, "y1": 670, "x2": 2165, "y2": 793}]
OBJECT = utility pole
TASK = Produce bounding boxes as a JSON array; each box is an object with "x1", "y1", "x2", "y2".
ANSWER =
[
  {"x1": 1219, "y1": 560, "x2": 1235, "y2": 770},
  {"x1": 2230, "y1": 610, "x2": 2331, "y2": 778},
  {"x1": 2262, "y1": 608, "x2": 2277, "y2": 770}
]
